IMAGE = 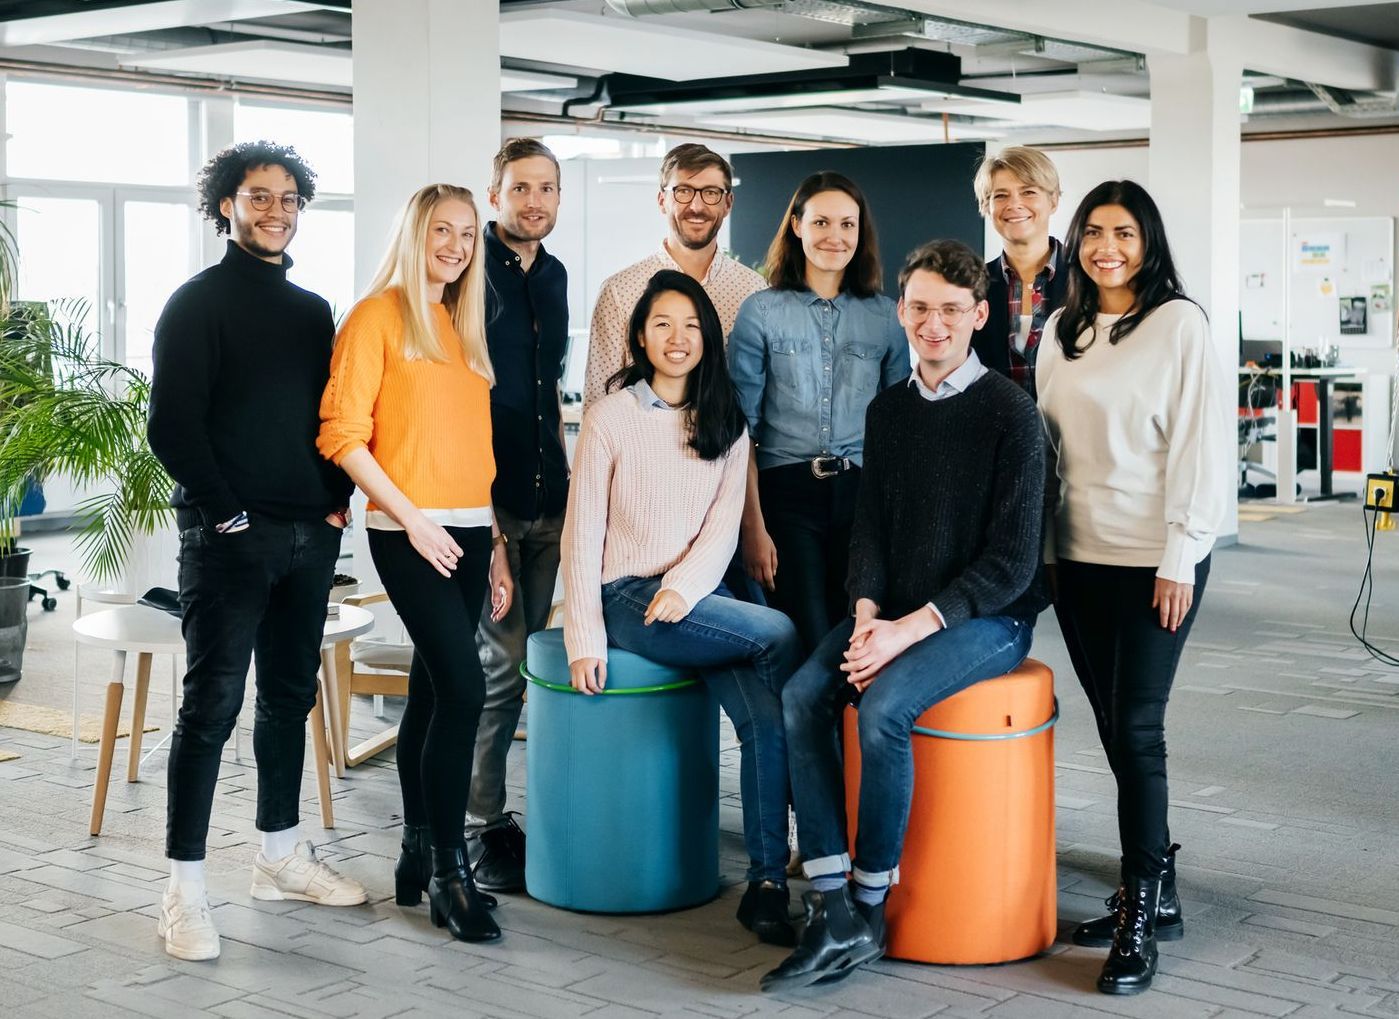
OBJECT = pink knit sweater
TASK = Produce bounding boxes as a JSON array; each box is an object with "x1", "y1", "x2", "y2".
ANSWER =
[{"x1": 561, "y1": 386, "x2": 749, "y2": 663}]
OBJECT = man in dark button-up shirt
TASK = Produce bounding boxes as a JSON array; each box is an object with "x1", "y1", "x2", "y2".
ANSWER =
[{"x1": 468, "y1": 138, "x2": 569, "y2": 893}]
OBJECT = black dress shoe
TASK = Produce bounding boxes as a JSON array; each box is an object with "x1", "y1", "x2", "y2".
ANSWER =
[
  {"x1": 1097, "y1": 875, "x2": 1160, "y2": 995},
  {"x1": 737, "y1": 881, "x2": 796, "y2": 946},
  {"x1": 760, "y1": 885, "x2": 881, "y2": 993},
  {"x1": 1074, "y1": 844, "x2": 1182, "y2": 947},
  {"x1": 468, "y1": 814, "x2": 526, "y2": 893},
  {"x1": 428, "y1": 848, "x2": 501, "y2": 943},
  {"x1": 397, "y1": 824, "x2": 496, "y2": 909}
]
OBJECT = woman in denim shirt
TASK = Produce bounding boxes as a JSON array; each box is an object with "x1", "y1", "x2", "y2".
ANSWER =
[{"x1": 729, "y1": 172, "x2": 908, "y2": 652}]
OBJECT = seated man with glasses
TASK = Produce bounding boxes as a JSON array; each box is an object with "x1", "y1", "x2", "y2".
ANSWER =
[
  {"x1": 582, "y1": 143, "x2": 766, "y2": 411},
  {"x1": 762, "y1": 240, "x2": 1047, "y2": 991}
]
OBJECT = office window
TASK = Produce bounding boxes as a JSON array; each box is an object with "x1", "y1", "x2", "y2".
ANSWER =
[
  {"x1": 234, "y1": 101, "x2": 353, "y2": 195},
  {"x1": 6, "y1": 81, "x2": 189, "y2": 186},
  {"x1": 289, "y1": 207, "x2": 355, "y2": 324}
]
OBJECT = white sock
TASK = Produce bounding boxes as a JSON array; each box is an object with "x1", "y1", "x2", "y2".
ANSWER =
[
  {"x1": 169, "y1": 858, "x2": 205, "y2": 893},
  {"x1": 260, "y1": 826, "x2": 301, "y2": 861}
]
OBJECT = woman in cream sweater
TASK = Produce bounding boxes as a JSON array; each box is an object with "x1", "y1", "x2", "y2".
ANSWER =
[
  {"x1": 1038, "y1": 179, "x2": 1230, "y2": 996},
  {"x1": 318, "y1": 184, "x2": 512, "y2": 944}
]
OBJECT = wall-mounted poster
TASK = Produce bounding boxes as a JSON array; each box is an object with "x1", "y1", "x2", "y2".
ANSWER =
[
  {"x1": 1340, "y1": 296, "x2": 1368, "y2": 334},
  {"x1": 1295, "y1": 232, "x2": 1343, "y2": 272}
]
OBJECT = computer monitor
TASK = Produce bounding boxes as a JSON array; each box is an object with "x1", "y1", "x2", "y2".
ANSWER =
[{"x1": 561, "y1": 327, "x2": 589, "y2": 401}]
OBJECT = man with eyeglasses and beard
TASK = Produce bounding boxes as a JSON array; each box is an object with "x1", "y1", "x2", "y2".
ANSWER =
[
  {"x1": 763, "y1": 240, "x2": 1047, "y2": 991},
  {"x1": 582, "y1": 143, "x2": 766, "y2": 411},
  {"x1": 147, "y1": 140, "x2": 363, "y2": 963}
]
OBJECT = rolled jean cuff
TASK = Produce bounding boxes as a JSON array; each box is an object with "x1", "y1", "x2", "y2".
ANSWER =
[
  {"x1": 853, "y1": 864, "x2": 900, "y2": 888},
  {"x1": 802, "y1": 853, "x2": 850, "y2": 880}
]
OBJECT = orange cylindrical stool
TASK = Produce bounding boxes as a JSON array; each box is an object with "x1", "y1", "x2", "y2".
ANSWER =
[{"x1": 843, "y1": 658, "x2": 1056, "y2": 965}]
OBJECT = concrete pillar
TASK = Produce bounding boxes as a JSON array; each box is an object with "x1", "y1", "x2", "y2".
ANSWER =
[
  {"x1": 348, "y1": 0, "x2": 501, "y2": 582},
  {"x1": 1148, "y1": 34, "x2": 1244, "y2": 534}
]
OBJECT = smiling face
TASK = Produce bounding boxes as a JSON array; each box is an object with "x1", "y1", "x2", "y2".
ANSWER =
[
  {"x1": 659, "y1": 164, "x2": 733, "y2": 251},
  {"x1": 220, "y1": 163, "x2": 299, "y2": 262},
  {"x1": 490, "y1": 155, "x2": 559, "y2": 244},
  {"x1": 639, "y1": 289, "x2": 703, "y2": 386},
  {"x1": 898, "y1": 269, "x2": 989, "y2": 382},
  {"x1": 793, "y1": 189, "x2": 860, "y2": 279},
  {"x1": 988, "y1": 168, "x2": 1057, "y2": 247},
  {"x1": 1079, "y1": 202, "x2": 1145, "y2": 310},
  {"x1": 423, "y1": 198, "x2": 477, "y2": 296}
]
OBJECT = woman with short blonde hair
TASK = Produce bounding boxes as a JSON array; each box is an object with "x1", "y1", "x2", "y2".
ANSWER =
[{"x1": 318, "y1": 183, "x2": 512, "y2": 944}]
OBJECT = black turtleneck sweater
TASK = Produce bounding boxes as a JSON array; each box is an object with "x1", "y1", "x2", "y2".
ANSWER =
[
  {"x1": 148, "y1": 240, "x2": 351, "y2": 528},
  {"x1": 847, "y1": 372, "x2": 1048, "y2": 626}
]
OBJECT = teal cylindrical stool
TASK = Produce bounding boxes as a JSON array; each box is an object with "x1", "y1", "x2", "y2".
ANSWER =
[{"x1": 524, "y1": 628, "x2": 720, "y2": 913}]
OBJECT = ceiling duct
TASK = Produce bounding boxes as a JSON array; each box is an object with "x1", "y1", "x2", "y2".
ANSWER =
[{"x1": 1304, "y1": 82, "x2": 1399, "y2": 119}]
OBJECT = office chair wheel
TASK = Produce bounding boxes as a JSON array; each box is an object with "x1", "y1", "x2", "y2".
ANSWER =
[
  {"x1": 55, "y1": 576, "x2": 71, "y2": 590},
  {"x1": 41, "y1": 596, "x2": 57, "y2": 611}
]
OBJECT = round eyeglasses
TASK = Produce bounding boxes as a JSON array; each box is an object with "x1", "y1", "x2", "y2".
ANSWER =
[
  {"x1": 235, "y1": 190, "x2": 307, "y2": 213},
  {"x1": 904, "y1": 303, "x2": 978, "y2": 326},
  {"x1": 666, "y1": 185, "x2": 730, "y2": 206}
]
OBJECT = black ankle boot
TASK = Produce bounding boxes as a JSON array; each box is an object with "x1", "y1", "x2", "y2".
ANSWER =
[
  {"x1": 760, "y1": 884, "x2": 881, "y2": 993},
  {"x1": 815, "y1": 894, "x2": 887, "y2": 985},
  {"x1": 1073, "y1": 844, "x2": 1182, "y2": 947},
  {"x1": 1097, "y1": 875, "x2": 1160, "y2": 995},
  {"x1": 737, "y1": 880, "x2": 796, "y2": 946},
  {"x1": 428, "y1": 848, "x2": 501, "y2": 943},
  {"x1": 396, "y1": 826, "x2": 498, "y2": 910}
]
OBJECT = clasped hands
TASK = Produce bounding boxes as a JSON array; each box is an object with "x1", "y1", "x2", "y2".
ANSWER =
[{"x1": 841, "y1": 598, "x2": 942, "y2": 692}]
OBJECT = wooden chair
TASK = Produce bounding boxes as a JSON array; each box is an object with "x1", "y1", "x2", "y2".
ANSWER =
[{"x1": 330, "y1": 592, "x2": 411, "y2": 772}]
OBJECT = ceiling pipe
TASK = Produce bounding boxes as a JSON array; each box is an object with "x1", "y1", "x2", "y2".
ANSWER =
[{"x1": 603, "y1": 0, "x2": 782, "y2": 14}]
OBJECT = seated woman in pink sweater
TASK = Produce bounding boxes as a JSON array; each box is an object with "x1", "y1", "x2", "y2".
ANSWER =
[{"x1": 562, "y1": 269, "x2": 802, "y2": 946}]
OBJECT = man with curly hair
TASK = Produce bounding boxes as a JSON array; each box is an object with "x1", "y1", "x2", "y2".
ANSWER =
[{"x1": 147, "y1": 140, "x2": 364, "y2": 962}]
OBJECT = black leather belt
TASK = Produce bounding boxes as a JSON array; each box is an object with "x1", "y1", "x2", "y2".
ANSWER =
[{"x1": 810, "y1": 456, "x2": 854, "y2": 479}]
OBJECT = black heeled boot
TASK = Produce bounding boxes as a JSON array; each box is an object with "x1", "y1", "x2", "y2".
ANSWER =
[
  {"x1": 1097, "y1": 875, "x2": 1160, "y2": 995},
  {"x1": 1074, "y1": 843, "x2": 1182, "y2": 947},
  {"x1": 396, "y1": 826, "x2": 498, "y2": 909},
  {"x1": 428, "y1": 848, "x2": 501, "y2": 943},
  {"x1": 737, "y1": 880, "x2": 796, "y2": 946},
  {"x1": 760, "y1": 884, "x2": 881, "y2": 993}
]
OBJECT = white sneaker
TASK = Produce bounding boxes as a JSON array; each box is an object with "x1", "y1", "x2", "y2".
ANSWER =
[
  {"x1": 250, "y1": 840, "x2": 367, "y2": 906},
  {"x1": 158, "y1": 882, "x2": 220, "y2": 961}
]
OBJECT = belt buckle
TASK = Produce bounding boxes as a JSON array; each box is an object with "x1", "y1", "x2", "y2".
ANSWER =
[{"x1": 810, "y1": 456, "x2": 841, "y2": 479}]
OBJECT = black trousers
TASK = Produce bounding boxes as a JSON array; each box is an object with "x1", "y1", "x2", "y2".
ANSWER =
[
  {"x1": 167, "y1": 515, "x2": 342, "y2": 861},
  {"x1": 758, "y1": 463, "x2": 861, "y2": 655},
  {"x1": 1054, "y1": 556, "x2": 1210, "y2": 880},
  {"x1": 369, "y1": 526, "x2": 492, "y2": 850}
]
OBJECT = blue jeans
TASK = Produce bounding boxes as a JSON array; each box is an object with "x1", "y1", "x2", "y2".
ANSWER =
[
  {"x1": 602, "y1": 576, "x2": 802, "y2": 883},
  {"x1": 783, "y1": 614, "x2": 1034, "y2": 882}
]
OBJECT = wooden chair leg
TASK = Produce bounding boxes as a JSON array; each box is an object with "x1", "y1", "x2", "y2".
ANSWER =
[
  {"x1": 309, "y1": 683, "x2": 334, "y2": 830},
  {"x1": 126, "y1": 653, "x2": 153, "y2": 783},
  {"x1": 320, "y1": 648, "x2": 347, "y2": 779},
  {"x1": 90, "y1": 651, "x2": 127, "y2": 836}
]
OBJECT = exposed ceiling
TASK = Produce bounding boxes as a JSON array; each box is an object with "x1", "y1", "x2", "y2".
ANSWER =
[{"x1": 0, "y1": 0, "x2": 1392, "y2": 150}]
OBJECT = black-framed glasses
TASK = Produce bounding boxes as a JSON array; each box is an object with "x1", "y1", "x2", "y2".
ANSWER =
[
  {"x1": 666, "y1": 184, "x2": 730, "y2": 206},
  {"x1": 905, "y1": 303, "x2": 977, "y2": 326},
  {"x1": 235, "y1": 190, "x2": 307, "y2": 213}
]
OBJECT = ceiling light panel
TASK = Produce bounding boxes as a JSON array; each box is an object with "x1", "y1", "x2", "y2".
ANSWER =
[
  {"x1": 499, "y1": 10, "x2": 848, "y2": 82},
  {"x1": 120, "y1": 41, "x2": 353, "y2": 88},
  {"x1": 923, "y1": 91, "x2": 1151, "y2": 131},
  {"x1": 701, "y1": 107, "x2": 1005, "y2": 143},
  {"x1": 613, "y1": 83, "x2": 957, "y2": 116}
]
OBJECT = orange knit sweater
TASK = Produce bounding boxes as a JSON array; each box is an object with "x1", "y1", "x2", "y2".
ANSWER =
[{"x1": 317, "y1": 290, "x2": 495, "y2": 513}]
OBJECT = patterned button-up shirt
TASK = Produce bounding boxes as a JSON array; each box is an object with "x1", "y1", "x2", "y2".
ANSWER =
[
  {"x1": 998, "y1": 238, "x2": 1062, "y2": 394},
  {"x1": 583, "y1": 242, "x2": 767, "y2": 411}
]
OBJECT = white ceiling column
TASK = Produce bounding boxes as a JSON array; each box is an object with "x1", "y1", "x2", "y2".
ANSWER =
[
  {"x1": 1148, "y1": 34, "x2": 1242, "y2": 538},
  {"x1": 351, "y1": 0, "x2": 500, "y2": 295}
]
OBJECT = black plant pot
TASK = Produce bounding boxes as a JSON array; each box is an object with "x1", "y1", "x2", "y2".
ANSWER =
[
  {"x1": 0, "y1": 545, "x2": 32, "y2": 579},
  {"x1": 0, "y1": 577, "x2": 28, "y2": 684}
]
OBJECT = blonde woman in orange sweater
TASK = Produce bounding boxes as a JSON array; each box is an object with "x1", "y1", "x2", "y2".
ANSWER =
[{"x1": 318, "y1": 184, "x2": 512, "y2": 944}]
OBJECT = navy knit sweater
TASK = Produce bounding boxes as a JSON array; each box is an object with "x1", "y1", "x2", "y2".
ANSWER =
[{"x1": 847, "y1": 371, "x2": 1048, "y2": 625}]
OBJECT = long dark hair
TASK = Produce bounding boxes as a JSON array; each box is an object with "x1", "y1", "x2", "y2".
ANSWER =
[
  {"x1": 1056, "y1": 179, "x2": 1194, "y2": 359},
  {"x1": 763, "y1": 171, "x2": 882, "y2": 297},
  {"x1": 606, "y1": 270, "x2": 746, "y2": 461}
]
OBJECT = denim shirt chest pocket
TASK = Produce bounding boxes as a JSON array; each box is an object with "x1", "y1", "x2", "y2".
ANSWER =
[
  {"x1": 768, "y1": 336, "x2": 814, "y2": 404},
  {"x1": 835, "y1": 341, "x2": 883, "y2": 417}
]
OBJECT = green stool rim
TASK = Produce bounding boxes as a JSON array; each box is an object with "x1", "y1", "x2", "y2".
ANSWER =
[
  {"x1": 521, "y1": 663, "x2": 699, "y2": 695},
  {"x1": 904, "y1": 696, "x2": 1059, "y2": 741}
]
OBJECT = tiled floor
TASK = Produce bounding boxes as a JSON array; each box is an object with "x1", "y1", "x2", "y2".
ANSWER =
[{"x1": 2, "y1": 501, "x2": 1398, "y2": 1017}]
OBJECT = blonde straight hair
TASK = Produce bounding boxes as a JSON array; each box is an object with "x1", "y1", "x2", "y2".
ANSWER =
[{"x1": 363, "y1": 183, "x2": 494, "y2": 383}]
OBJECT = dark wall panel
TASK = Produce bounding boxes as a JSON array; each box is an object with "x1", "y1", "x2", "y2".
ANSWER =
[{"x1": 731, "y1": 142, "x2": 986, "y2": 299}]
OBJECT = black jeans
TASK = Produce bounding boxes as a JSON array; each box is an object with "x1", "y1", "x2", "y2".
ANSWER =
[
  {"x1": 1054, "y1": 556, "x2": 1210, "y2": 880},
  {"x1": 167, "y1": 515, "x2": 343, "y2": 861},
  {"x1": 370, "y1": 526, "x2": 492, "y2": 850},
  {"x1": 758, "y1": 463, "x2": 861, "y2": 654}
]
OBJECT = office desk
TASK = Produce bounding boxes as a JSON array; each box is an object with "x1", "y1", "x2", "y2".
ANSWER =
[{"x1": 1239, "y1": 366, "x2": 1363, "y2": 501}]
